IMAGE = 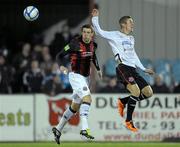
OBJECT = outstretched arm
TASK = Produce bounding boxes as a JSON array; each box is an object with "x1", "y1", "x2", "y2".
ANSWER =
[{"x1": 91, "y1": 9, "x2": 115, "y2": 40}]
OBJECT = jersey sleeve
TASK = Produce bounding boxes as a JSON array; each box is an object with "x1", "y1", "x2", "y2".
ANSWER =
[
  {"x1": 92, "y1": 16, "x2": 115, "y2": 40},
  {"x1": 92, "y1": 42, "x2": 100, "y2": 70},
  {"x1": 93, "y1": 42, "x2": 98, "y2": 51},
  {"x1": 55, "y1": 39, "x2": 76, "y2": 66},
  {"x1": 92, "y1": 52, "x2": 100, "y2": 71}
]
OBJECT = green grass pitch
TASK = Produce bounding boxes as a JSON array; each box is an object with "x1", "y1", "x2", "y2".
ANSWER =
[{"x1": 0, "y1": 142, "x2": 179, "y2": 147}]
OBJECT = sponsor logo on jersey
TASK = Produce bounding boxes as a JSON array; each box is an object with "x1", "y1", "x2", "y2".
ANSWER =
[
  {"x1": 122, "y1": 41, "x2": 132, "y2": 46},
  {"x1": 81, "y1": 52, "x2": 93, "y2": 57},
  {"x1": 128, "y1": 77, "x2": 135, "y2": 82},
  {"x1": 124, "y1": 48, "x2": 133, "y2": 52}
]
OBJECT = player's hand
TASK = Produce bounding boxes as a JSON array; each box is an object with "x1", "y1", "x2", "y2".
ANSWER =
[
  {"x1": 92, "y1": 9, "x2": 99, "y2": 17},
  {"x1": 144, "y1": 68, "x2": 155, "y2": 75},
  {"x1": 97, "y1": 70, "x2": 103, "y2": 79},
  {"x1": 60, "y1": 66, "x2": 68, "y2": 75}
]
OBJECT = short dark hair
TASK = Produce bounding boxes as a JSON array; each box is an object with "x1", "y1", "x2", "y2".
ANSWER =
[
  {"x1": 81, "y1": 24, "x2": 93, "y2": 32},
  {"x1": 119, "y1": 16, "x2": 132, "y2": 28}
]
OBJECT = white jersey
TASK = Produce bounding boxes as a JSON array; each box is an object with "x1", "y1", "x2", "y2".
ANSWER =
[{"x1": 92, "y1": 16, "x2": 146, "y2": 71}]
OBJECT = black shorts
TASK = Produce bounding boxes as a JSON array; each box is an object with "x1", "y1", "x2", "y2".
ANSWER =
[{"x1": 116, "y1": 64, "x2": 149, "y2": 90}]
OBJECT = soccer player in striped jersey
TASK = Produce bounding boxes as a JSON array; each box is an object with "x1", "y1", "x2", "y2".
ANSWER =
[
  {"x1": 52, "y1": 24, "x2": 102, "y2": 144},
  {"x1": 91, "y1": 9, "x2": 154, "y2": 132}
]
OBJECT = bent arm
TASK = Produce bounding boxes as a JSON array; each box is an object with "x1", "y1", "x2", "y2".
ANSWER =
[{"x1": 56, "y1": 44, "x2": 70, "y2": 66}]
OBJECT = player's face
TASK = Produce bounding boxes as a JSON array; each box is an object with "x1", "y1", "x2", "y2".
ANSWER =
[
  {"x1": 125, "y1": 18, "x2": 134, "y2": 33},
  {"x1": 82, "y1": 28, "x2": 93, "y2": 43}
]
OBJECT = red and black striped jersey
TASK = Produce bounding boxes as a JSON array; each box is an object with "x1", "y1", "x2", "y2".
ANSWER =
[{"x1": 56, "y1": 36, "x2": 100, "y2": 77}]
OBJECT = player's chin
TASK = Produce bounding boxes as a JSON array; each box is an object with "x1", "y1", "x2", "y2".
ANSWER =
[{"x1": 85, "y1": 38, "x2": 91, "y2": 43}]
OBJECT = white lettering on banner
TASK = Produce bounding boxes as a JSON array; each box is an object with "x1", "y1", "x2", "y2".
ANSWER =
[
  {"x1": 133, "y1": 111, "x2": 157, "y2": 119},
  {"x1": 47, "y1": 97, "x2": 80, "y2": 126}
]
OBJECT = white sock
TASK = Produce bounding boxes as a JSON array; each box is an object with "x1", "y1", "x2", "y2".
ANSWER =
[
  {"x1": 56, "y1": 107, "x2": 76, "y2": 132},
  {"x1": 80, "y1": 103, "x2": 90, "y2": 130}
]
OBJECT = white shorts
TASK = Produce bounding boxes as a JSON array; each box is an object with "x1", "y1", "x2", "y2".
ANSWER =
[{"x1": 69, "y1": 72, "x2": 91, "y2": 104}]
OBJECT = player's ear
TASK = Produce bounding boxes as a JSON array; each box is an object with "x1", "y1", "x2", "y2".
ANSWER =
[
  {"x1": 91, "y1": 27, "x2": 94, "y2": 36},
  {"x1": 80, "y1": 27, "x2": 84, "y2": 36},
  {"x1": 121, "y1": 23, "x2": 126, "y2": 28},
  {"x1": 80, "y1": 30, "x2": 82, "y2": 35},
  {"x1": 90, "y1": 32, "x2": 94, "y2": 39}
]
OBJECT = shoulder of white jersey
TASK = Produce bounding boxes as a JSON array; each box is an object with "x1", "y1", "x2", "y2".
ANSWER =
[
  {"x1": 104, "y1": 30, "x2": 119, "y2": 34},
  {"x1": 117, "y1": 31, "x2": 127, "y2": 38},
  {"x1": 107, "y1": 31, "x2": 122, "y2": 37}
]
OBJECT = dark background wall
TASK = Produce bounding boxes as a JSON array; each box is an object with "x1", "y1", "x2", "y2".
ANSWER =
[{"x1": 0, "y1": 0, "x2": 90, "y2": 54}]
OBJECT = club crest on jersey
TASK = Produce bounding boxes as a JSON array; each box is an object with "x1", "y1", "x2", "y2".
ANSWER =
[{"x1": 128, "y1": 77, "x2": 135, "y2": 82}]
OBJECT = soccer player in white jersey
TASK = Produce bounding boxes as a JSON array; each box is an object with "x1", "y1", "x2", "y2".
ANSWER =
[{"x1": 91, "y1": 9, "x2": 154, "y2": 132}]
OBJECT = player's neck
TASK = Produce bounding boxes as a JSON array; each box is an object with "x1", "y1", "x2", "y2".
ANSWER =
[{"x1": 120, "y1": 29, "x2": 130, "y2": 35}]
